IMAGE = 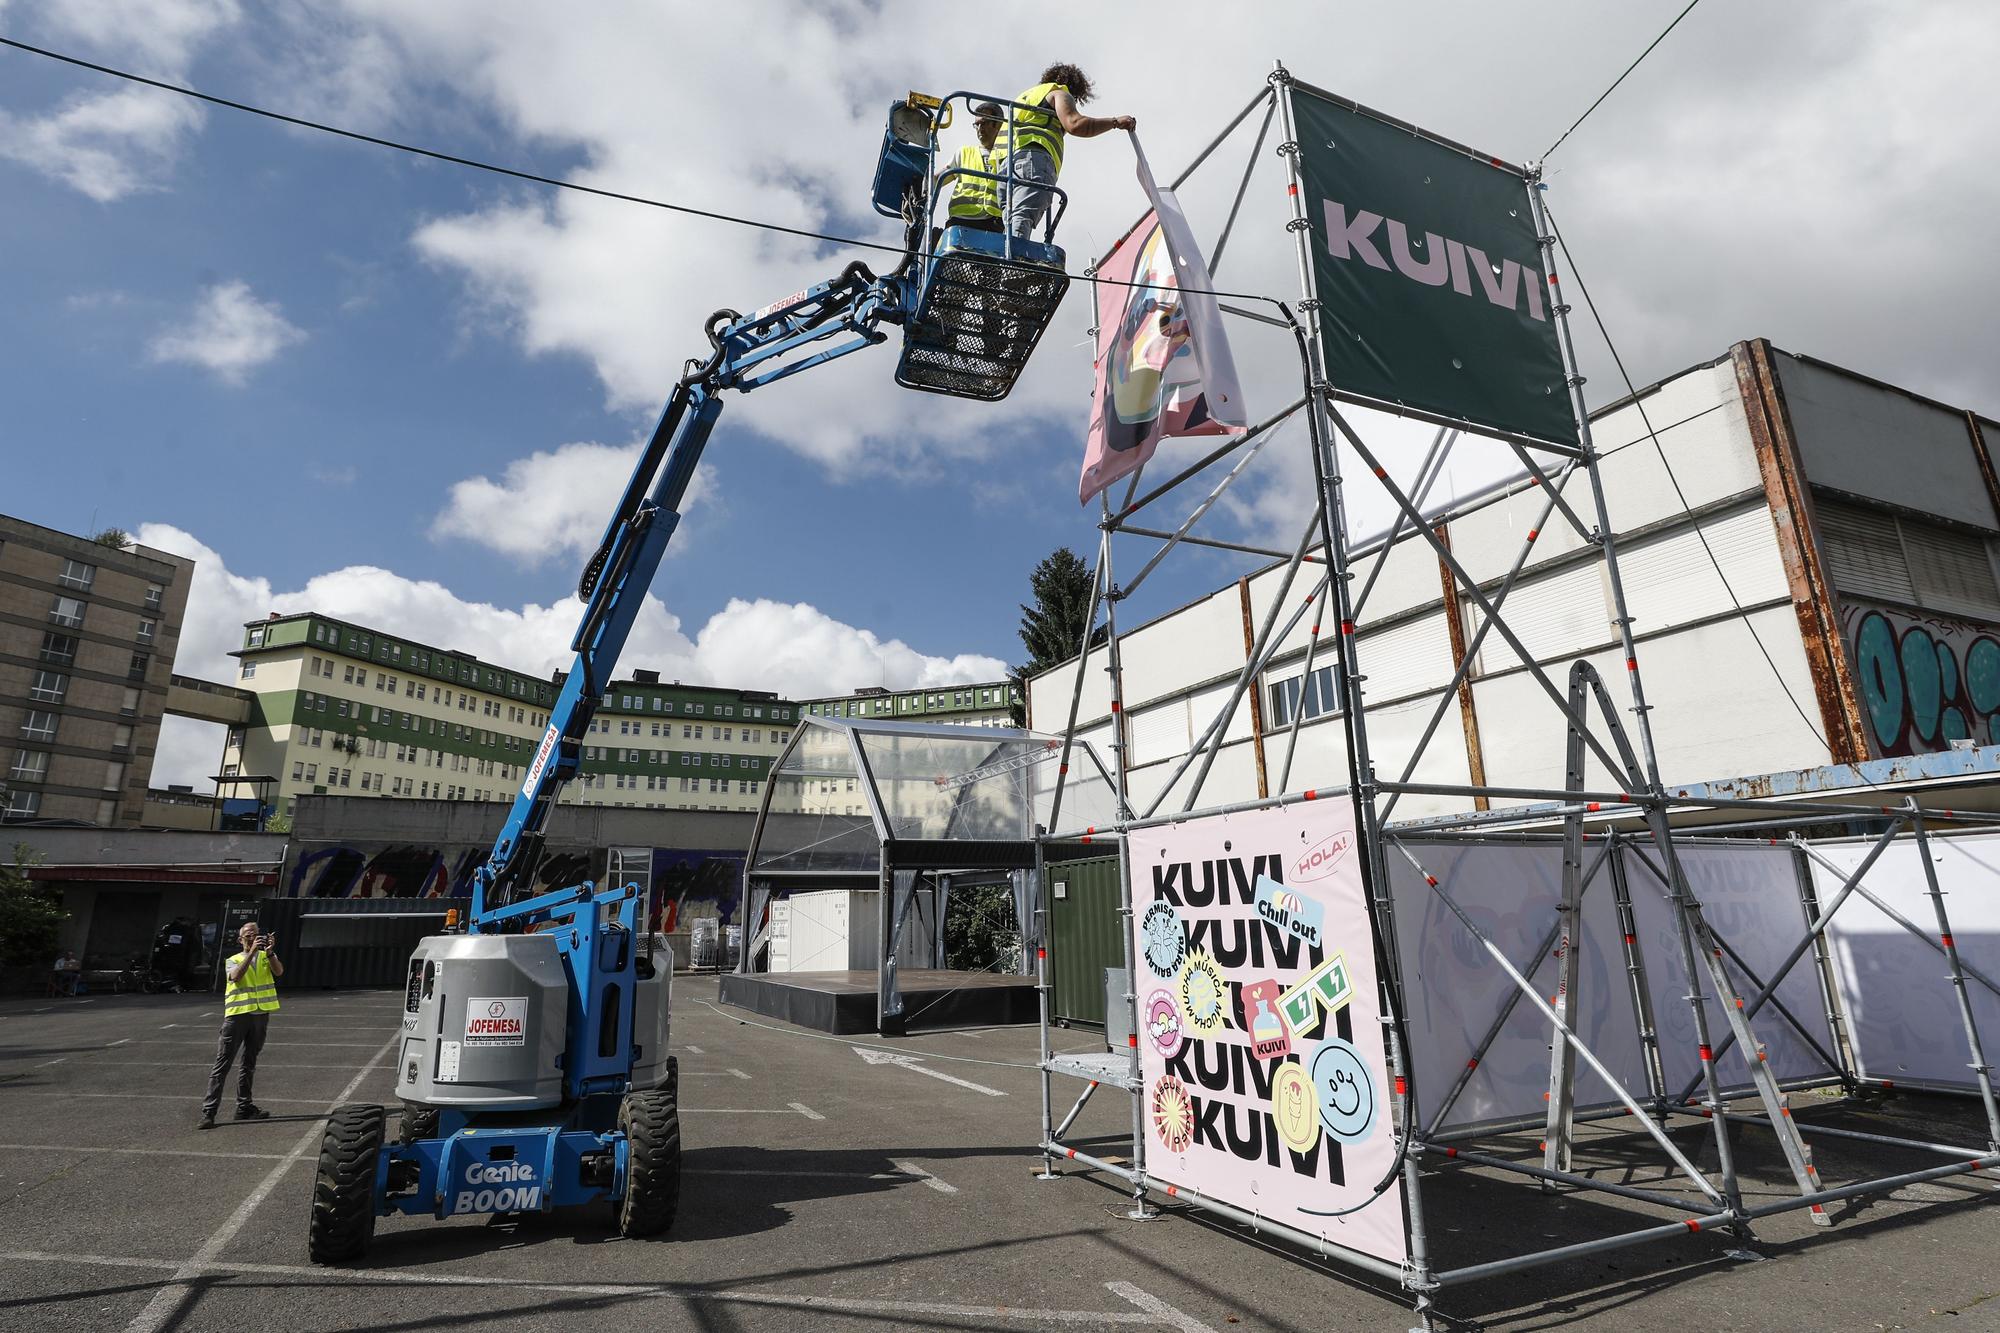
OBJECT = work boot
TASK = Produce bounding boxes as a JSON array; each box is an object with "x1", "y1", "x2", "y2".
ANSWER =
[
  {"x1": 234, "y1": 1104, "x2": 271, "y2": 1122},
  {"x1": 196, "y1": 1115, "x2": 215, "y2": 1130}
]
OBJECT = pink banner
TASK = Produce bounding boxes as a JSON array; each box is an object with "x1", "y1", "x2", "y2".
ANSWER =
[
  {"x1": 1129, "y1": 798, "x2": 1406, "y2": 1265},
  {"x1": 1079, "y1": 139, "x2": 1246, "y2": 505}
]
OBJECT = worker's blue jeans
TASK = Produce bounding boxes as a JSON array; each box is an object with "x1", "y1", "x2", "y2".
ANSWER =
[{"x1": 1004, "y1": 148, "x2": 1058, "y2": 241}]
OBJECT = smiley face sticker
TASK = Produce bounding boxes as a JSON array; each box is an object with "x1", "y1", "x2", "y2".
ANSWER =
[
  {"x1": 1140, "y1": 901, "x2": 1187, "y2": 979},
  {"x1": 1177, "y1": 947, "x2": 1228, "y2": 1036},
  {"x1": 1270, "y1": 1061, "x2": 1320, "y2": 1154},
  {"x1": 1309, "y1": 1038, "x2": 1378, "y2": 1143}
]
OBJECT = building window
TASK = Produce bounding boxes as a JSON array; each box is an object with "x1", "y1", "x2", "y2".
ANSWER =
[
  {"x1": 49, "y1": 595, "x2": 85, "y2": 628},
  {"x1": 29, "y1": 671, "x2": 68, "y2": 704},
  {"x1": 143, "y1": 584, "x2": 162, "y2": 610},
  {"x1": 137, "y1": 619, "x2": 156, "y2": 646},
  {"x1": 57, "y1": 558, "x2": 96, "y2": 591},
  {"x1": 247, "y1": 626, "x2": 266, "y2": 649},
  {"x1": 1266, "y1": 663, "x2": 1341, "y2": 730},
  {"x1": 8, "y1": 750, "x2": 49, "y2": 782},
  {"x1": 241, "y1": 660, "x2": 258, "y2": 679},
  {"x1": 120, "y1": 686, "x2": 139, "y2": 716},
  {"x1": 39, "y1": 632, "x2": 77, "y2": 667},
  {"x1": 3, "y1": 790, "x2": 41, "y2": 821},
  {"x1": 127, "y1": 653, "x2": 150, "y2": 682},
  {"x1": 1818, "y1": 496, "x2": 2000, "y2": 620},
  {"x1": 293, "y1": 761, "x2": 305, "y2": 781},
  {"x1": 20, "y1": 711, "x2": 58, "y2": 743},
  {"x1": 113, "y1": 724, "x2": 133, "y2": 752}
]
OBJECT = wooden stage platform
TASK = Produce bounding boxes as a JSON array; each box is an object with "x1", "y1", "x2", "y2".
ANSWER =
[{"x1": 717, "y1": 968, "x2": 1038, "y2": 1034}]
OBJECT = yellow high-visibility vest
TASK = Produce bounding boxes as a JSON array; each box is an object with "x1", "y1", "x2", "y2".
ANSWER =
[
  {"x1": 997, "y1": 82, "x2": 1066, "y2": 175},
  {"x1": 224, "y1": 951, "x2": 280, "y2": 1016},
  {"x1": 948, "y1": 144, "x2": 1002, "y2": 219}
]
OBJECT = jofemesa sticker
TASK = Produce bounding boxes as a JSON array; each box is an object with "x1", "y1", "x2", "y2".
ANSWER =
[
  {"x1": 1310, "y1": 1038, "x2": 1378, "y2": 1143},
  {"x1": 1177, "y1": 948, "x2": 1228, "y2": 1035},
  {"x1": 1270, "y1": 1061, "x2": 1321, "y2": 1153},
  {"x1": 1141, "y1": 900, "x2": 1187, "y2": 978},
  {"x1": 1151, "y1": 1074, "x2": 1194, "y2": 1153},
  {"x1": 1253, "y1": 874, "x2": 1324, "y2": 948}
]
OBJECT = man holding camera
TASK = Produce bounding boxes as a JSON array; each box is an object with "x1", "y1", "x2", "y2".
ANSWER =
[{"x1": 198, "y1": 920, "x2": 284, "y2": 1130}]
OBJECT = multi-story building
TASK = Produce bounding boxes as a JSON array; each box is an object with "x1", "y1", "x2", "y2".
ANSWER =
[
  {"x1": 800, "y1": 680, "x2": 1020, "y2": 729},
  {"x1": 0, "y1": 514, "x2": 193, "y2": 825},
  {"x1": 215, "y1": 613, "x2": 799, "y2": 819}
]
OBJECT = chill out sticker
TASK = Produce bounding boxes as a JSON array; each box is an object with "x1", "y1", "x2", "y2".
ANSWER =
[{"x1": 1254, "y1": 873, "x2": 1325, "y2": 948}]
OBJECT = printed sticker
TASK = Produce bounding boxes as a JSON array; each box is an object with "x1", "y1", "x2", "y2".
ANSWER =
[
  {"x1": 465, "y1": 996, "x2": 528, "y2": 1047},
  {"x1": 1177, "y1": 948, "x2": 1228, "y2": 1035},
  {"x1": 438, "y1": 1040, "x2": 461, "y2": 1082},
  {"x1": 1141, "y1": 900, "x2": 1187, "y2": 978},
  {"x1": 1254, "y1": 874, "x2": 1325, "y2": 949},
  {"x1": 1270, "y1": 1061, "x2": 1321, "y2": 1154},
  {"x1": 1310, "y1": 1038, "x2": 1379, "y2": 1143},
  {"x1": 1151, "y1": 1074, "x2": 1194, "y2": 1153},
  {"x1": 1144, "y1": 988, "x2": 1185, "y2": 1055},
  {"x1": 1277, "y1": 952, "x2": 1354, "y2": 1032},
  {"x1": 1241, "y1": 978, "x2": 1292, "y2": 1060}
]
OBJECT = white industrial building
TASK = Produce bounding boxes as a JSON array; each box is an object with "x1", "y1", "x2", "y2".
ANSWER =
[{"x1": 1028, "y1": 339, "x2": 2000, "y2": 819}]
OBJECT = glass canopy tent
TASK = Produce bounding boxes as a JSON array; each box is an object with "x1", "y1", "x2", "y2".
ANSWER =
[{"x1": 728, "y1": 716, "x2": 1122, "y2": 1032}]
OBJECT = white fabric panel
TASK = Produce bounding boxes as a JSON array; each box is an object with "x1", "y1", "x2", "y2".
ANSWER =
[
  {"x1": 1622, "y1": 842, "x2": 1838, "y2": 1095},
  {"x1": 1471, "y1": 563, "x2": 1611, "y2": 675},
  {"x1": 1189, "y1": 680, "x2": 1253, "y2": 744},
  {"x1": 1358, "y1": 615, "x2": 1456, "y2": 698},
  {"x1": 1815, "y1": 831, "x2": 2000, "y2": 1093},
  {"x1": 1389, "y1": 839, "x2": 1649, "y2": 1133}
]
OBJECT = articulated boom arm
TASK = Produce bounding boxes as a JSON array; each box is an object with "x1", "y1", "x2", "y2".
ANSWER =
[{"x1": 469, "y1": 262, "x2": 917, "y2": 924}]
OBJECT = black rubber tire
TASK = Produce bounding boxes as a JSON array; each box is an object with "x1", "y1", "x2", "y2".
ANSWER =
[
  {"x1": 309, "y1": 1103, "x2": 384, "y2": 1265},
  {"x1": 399, "y1": 1104, "x2": 440, "y2": 1145},
  {"x1": 614, "y1": 1088, "x2": 682, "y2": 1238}
]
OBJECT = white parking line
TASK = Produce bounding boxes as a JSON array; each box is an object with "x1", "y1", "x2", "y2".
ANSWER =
[
  {"x1": 0, "y1": 1143, "x2": 289, "y2": 1161},
  {"x1": 684, "y1": 1044, "x2": 705, "y2": 1054},
  {"x1": 0, "y1": 1251, "x2": 1198, "y2": 1327},
  {"x1": 160, "y1": 1024, "x2": 178, "y2": 1029},
  {"x1": 0, "y1": 1092, "x2": 340, "y2": 1105},
  {"x1": 123, "y1": 1029, "x2": 399, "y2": 1333},
  {"x1": 789, "y1": 1102, "x2": 825, "y2": 1121},
  {"x1": 36, "y1": 1058, "x2": 64, "y2": 1068},
  {"x1": 64, "y1": 1061, "x2": 373, "y2": 1070},
  {"x1": 892, "y1": 1160, "x2": 958, "y2": 1194},
  {"x1": 726, "y1": 1067, "x2": 751, "y2": 1080},
  {"x1": 105, "y1": 1039, "x2": 131, "y2": 1047}
]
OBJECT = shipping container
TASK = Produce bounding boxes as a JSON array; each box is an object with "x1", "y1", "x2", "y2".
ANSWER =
[{"x1": 1047, "y1": 855, "x2": 1123, "y2": 1027}]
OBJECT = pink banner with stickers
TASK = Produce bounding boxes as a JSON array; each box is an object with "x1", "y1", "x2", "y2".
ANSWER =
[{"x1": 1128, "y1": 797, "x2": 1406, "y2": 1266}]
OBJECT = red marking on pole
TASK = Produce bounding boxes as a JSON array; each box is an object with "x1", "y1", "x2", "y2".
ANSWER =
[
  {"x1": 1735, "y1": 997, "x2": 1745, "y2": 1009},
  {"x1": 1340, "y1": 620, "x2": 1354, "y2": 634},
  {"x1": 1286, "y1": 183, "x2": 1298, "y2": 196},
  {"x1": 1059, "y1": 764, "x2": 1069, "y2": 774},
  {"x1": 1527, "y1": 528, "x2": 1539, "y2": 542},
  {"x1": 1394, "y1": 1076, "x2": 1407, "y2": 1096},
  {"x1": 1489, "y1": 156, "x2": 1504, "y2": 167},
  {"x1": 1698, "y1": 1045, "x2": 1713, "y2": 1062},
  {"x1": 1683, "y1": 1219, "x2": 1702, "y2": 1233},
  {"x1": 1538, "y1": 1140, "x2": 1547, "y2": 1152},
  {"x1": 1625, "y1": 658, "x2": 1638, "y2": 672},
  {"x1": 1530, "y1": 476, "x2": 1541, "y2": 486},
  {"x1": 1542, "y1": 1091, "x2": 1550, "y2": 1101},
  {"x1": 1037, "y1": 948, "x2": 1047, "y2": 960},
  {"x1": 1466, "y1": 1057, "x2": 1479, "y2": 1071},
  {"x1": 1586, "y1": 802, "x2": 1600, "y2": 812},
  {"x1": 1310, "y1": 624, "x2": 1320, "y2": 634},
  {"x1": 1549, "y1": 273, "x2": 1560, "y2": 285},
  {"x1": 1425, "y1": 874, "x2": 1439, "y2": 887},
  {"x1": 1810, "y1": 1204, "x2": 1827, "y2": 1217},
  {"x1": 1066, "y1": 1147, "x2": 1078, "y2": 1159},
  {"x1": 1756, "y1": 1050, "x2": 1768, "y2": 1062},
  {"x1": 1110, "y1": 700, "x2": 1121, "y2": 713},
  {"x1": 1372, "y1": 466, "x2": 1387, "y2": 479},
  {"x1": 1089, "y1": 1080, "x2": 1099, "y2": 1089},
  {"x1": 1167, "y1": 1184, "x2": 1181, "y2": 1196},
  {"x1": 1623, "y1": 933, "x2": 1636, "y2": 945},
  {"x1": 1303, "y1": 788, "x2": 1319, "y2": 800},
  {"x1": 1443, "y1": 1146, "x2": 1460, "y2": 1158},
  {"x1": 1619, "y1": 792, "x2": 1630, "y2": 802},
  {"x1": 1882, "y1": 1079, "x2": 1896, "y2": 1089},
  {"x1": 1943, "y1": 934, "x2": 1956, "y2": 948},
  {"x1": 1128, "y1": 1034, "x2": 1139, "y2": 1048},
  {"x1": 1780, "y1": 1106, "x2": 1792, "y2": 1118}
]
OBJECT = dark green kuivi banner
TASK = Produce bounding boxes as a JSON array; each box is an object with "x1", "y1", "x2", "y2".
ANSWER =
[{"x1": 1289, "y1": 85, "x2": 1577, "y2": 447}]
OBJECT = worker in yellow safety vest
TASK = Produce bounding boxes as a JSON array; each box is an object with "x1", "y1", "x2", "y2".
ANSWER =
[
  {"x1": 996, "y1": 62, "x2": 1136, "y2": 241},
  {"x1": 198, "y1": 919, "x2": 284, "y2": 1129},
  {"x1": 936, "y1": 101, "x2": 1006, "y2": 234}
]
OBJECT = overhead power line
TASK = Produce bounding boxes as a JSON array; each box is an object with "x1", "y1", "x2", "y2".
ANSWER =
[
  {"x1": 1543, "y1": 0, "x2": 1703, "y2": 159},
  {"x1": 0, "y1": 35, "x2": 1277, "y2": 306}
]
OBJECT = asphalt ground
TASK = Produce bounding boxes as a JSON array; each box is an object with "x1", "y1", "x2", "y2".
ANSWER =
[{"x1": 2, "y1": 980, "x2": 1998, "y2": 1332}]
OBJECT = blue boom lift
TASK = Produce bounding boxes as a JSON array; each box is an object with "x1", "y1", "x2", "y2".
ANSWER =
[{"x1": 307, "y1": 91, "x2": 1070, "y2": 1262}]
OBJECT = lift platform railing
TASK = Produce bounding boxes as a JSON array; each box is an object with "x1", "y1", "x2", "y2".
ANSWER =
[{"x1": 916, "y1": 90, "x2": 1073, "y2": 256}]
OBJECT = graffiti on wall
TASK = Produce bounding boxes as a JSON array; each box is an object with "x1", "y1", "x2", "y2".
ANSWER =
[{"x1": 1842, "y1": 600, "x2": 2000, "y2": 756}]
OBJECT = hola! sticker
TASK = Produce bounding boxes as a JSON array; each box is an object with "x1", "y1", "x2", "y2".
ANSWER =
[
  {"x1": 1141, "y1": 900, "x2": 1187, "y2": 978},
  {"x1": 1270, "y1": 1061, "x2": 1320, "y2": 1153},
  {"x1": 1144, "y1": 989, "x2": 1185, "y2": 1054},
  {"x1": 1177, "y1": 948, "x2": 1228, "y2": 1035},
  {"x1": 1151, "y1": 1074, "x2": 1194, "y2": 1153}
]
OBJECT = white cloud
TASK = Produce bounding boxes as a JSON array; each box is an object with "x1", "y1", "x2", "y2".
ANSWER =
[
  {"x1": 132, "y1": 523, "x2": 1006, "y2": 785},
  {"x1": 434, "y1": 438, "x2": 717, "y2": 564},
  {"x1": 0, "y1": 0, "x2": 238, "y2": 200},
  {"x1": 0, "y1": 87, "x2": 204, "y2": 202},
  {"x1": 147, "y1": 280, "x2": 307, "y2": 384}
]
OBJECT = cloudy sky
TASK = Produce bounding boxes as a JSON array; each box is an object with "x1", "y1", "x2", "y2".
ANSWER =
[{"x1": 3, "y1": 0, "x2": 1995, "y2": 788}]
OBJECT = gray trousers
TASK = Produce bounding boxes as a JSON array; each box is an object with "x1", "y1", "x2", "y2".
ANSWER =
[
  {"x1": 1004, "y1": 147, "x2": 1059, "y2": 241},
  {"x1": 203, "y1": 1012, "x2": 269, "y2": 1117}
]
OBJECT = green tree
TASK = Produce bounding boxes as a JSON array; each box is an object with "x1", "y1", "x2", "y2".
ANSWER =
[
  {"x1": 91, "y1": 528, "x2": 134, "y2": 551},
  {"x1": 263, "y1": 813, "x2": 293, "y2": 834},
  {"x1": 943, "y1": 884, "x2": 1021, "y2": 972},
  {"x1": 1010, "y1": 547, "x2": 1099, "y2": 725},
  {"x1": 0, "y1": 845, "x2": 64, "y2": 968}
]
